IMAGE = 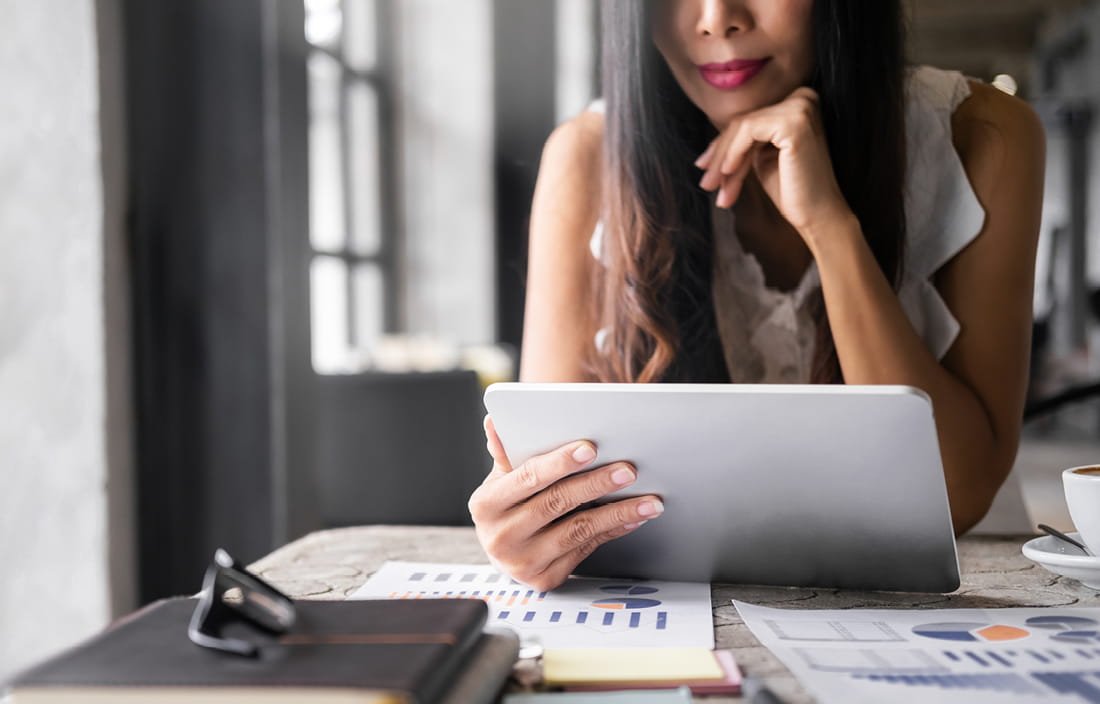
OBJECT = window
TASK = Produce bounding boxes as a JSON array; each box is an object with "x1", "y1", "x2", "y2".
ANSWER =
[{"x1": 305, "y1": 0, "x2": 395, "y2": 373}]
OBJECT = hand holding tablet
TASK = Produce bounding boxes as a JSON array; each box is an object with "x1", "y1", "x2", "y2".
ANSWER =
[
  {"x1": 467, "y1": 416, "x2": 665, "y2": 591},
  {"x1": 477, "y1": 382, "x2": 961, "y2": 593}
]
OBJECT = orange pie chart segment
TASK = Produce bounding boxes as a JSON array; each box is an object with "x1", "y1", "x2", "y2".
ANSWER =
[{"x1": 976, "y1": 625, "x2": 1029, "y2": 641}]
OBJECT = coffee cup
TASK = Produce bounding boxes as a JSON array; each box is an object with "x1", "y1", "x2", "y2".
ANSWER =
[{"x1": 1064, "y1": 466, "x2": 1100, "y2": 555}]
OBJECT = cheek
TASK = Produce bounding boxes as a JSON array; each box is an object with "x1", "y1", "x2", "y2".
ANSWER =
[
  {"x1": 778, "y1": 1, "x2": 816, "y2": 78},
  {"x1": 650, "y1": 5, "x2": 692, "y2": 70}
]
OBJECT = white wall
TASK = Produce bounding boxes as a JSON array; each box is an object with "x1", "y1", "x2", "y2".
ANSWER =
[
  {"x1": 396, "y1": 0, "x2": 496, "y2": 346},
  {"x1": 0, "y1": 0, "x2": 127, "y2": 680}
]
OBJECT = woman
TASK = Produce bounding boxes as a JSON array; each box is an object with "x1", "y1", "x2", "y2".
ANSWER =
[{"x1": 469, "y1": 0, "x2": 1045, "y2": 590}]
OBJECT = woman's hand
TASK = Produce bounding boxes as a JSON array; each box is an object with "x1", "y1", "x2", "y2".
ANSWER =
[
  {"x1": 468, "y1": 416, "x2": 664, "y2": 591},
  {"x1": 695, "y1": 86, "x2": 854, "y2": 241}
]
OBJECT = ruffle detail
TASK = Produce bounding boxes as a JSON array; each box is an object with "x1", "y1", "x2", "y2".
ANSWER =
[
  {"x1": 901, "y1": 66, "x2": 987, "y2": 359},
  {"x1": 584, "y1": 67, "x2": 986, "y2": 368}
]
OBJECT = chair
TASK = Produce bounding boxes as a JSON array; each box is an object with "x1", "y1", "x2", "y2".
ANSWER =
[{"x1": 313, "y1": 370, "x2": 488, "y2": 527}]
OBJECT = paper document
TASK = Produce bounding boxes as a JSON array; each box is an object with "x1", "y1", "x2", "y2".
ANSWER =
[
  {"x1": 350, "y1": 561, "x2": 713, "y2": 650},
  {"x1": 735, "y1": 600, "x2": 1100, "y2": 703}
]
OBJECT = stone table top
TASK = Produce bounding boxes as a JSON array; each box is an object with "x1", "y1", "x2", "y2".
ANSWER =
[{"x1": 250, "y1": 526, "x2": 1100, "y2": 703}]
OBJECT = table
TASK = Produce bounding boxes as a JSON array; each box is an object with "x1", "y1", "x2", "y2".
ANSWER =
[{"x1": 249, "y1": 526, "x2": 1100, "y2": 703}]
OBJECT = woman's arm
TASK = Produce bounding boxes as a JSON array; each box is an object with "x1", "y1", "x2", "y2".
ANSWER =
[
  {"x1": 696, "y1": 83, "x2": 1045, "y2": 533},
  {"x1": 804, "y1": 83, "x2": 1045, "y2": 532},
  {"x1": 518, "y1": 110, "x2": 603, "y2": 383},
  {"x1": 468, "y1": 111, "x2": 665, "y2": 591}
]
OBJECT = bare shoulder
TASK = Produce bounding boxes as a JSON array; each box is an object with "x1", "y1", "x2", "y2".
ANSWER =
[
  {"x1": 950, "y1": 81, "x2": 1046, "y2": 249},
  {"x1": 530, "y1": 108, "x2": 606, "y2": 250},
  {"x1": 521, "y1": 109, "x2": 607, "y2": 382},
  {"x1": 545, "y1": 108, "x2": 605, "y2": 157},
  {"x1": 952, "y1": 81, "x2": 1046, "y2": 189},
  {"x1": 538, "y1": 109, "x2": 605, "y2": 201}
]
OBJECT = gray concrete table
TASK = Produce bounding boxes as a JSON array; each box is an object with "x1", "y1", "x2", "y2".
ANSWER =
[{"x1": 249, "y1": 526, "x2": 1100, "y2": 703}]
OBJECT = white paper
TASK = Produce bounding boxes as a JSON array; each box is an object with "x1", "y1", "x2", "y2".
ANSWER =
[
  {"x1": 734, "y1": 600, "x2": 1100, "y2": 704},
  {"x1": 349, "y1": 561, "x2": 714, "y2": 650}
]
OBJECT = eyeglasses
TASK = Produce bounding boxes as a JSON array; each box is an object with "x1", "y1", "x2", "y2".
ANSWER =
[{"x1": 187, "y1": 548, "x2": 297, "y2": 657}]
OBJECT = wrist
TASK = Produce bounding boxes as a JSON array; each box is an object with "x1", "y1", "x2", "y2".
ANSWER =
[{"x1": 802, "y1": 209, "x2": 864, "y2": 262}]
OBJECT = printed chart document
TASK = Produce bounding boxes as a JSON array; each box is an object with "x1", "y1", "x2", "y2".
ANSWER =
[
  {"x1": 734, "y1": 600, "x2": 1100, "y2": 703},
  {"x1": 350, "y1": 561, "x2": 713, "y2": 650}
]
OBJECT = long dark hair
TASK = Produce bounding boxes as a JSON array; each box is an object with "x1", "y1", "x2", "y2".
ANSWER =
[{"x1": 588, "y1": 0, "x2": 907, "y2": 383}]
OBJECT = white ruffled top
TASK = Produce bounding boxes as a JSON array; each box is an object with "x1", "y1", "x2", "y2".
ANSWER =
[{"x1": 589, "y1": 66, "x2": 986, "y2": 382}]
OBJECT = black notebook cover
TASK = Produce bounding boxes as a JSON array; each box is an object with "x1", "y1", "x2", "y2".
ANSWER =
[{"x1": 5, "y1": 597, "x2": 488, "y2": 704}]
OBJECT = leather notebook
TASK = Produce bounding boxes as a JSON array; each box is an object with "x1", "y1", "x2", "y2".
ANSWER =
[{"x1": 4, "y1": 597, "x2": 494, "y2": 703}]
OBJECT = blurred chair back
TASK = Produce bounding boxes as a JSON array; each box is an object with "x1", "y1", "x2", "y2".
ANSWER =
[{"x1": 314, "y1": 370, "x2": 487, "y2": 527}]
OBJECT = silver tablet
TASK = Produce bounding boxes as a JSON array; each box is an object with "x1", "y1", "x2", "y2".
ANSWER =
[{"x1": 483, "y1": 383, "x2": 960, "y2": 593}]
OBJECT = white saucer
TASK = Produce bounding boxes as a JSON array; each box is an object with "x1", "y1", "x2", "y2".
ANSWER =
[{"x1": 1022, "y1": 532, "x2": 1100, "y2": 589}]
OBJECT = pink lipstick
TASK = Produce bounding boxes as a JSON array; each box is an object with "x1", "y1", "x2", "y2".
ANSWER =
[{"x1": 698, "y1": 58, "x2": 770, "y2": 90}]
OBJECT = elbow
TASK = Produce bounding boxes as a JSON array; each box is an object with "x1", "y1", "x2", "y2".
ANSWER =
[{"x1": 949, "y1": 440, "x2": 1020, "y2": 536}]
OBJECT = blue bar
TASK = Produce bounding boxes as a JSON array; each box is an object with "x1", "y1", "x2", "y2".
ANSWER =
[
  {"x1": 525, "y1": 590, "x2": 534, "y2": 598},
  {"x1": 987, "y1": 651, "x2": 1012, "y2": 667},
  {"x1": 539, "y1": 592, "x2": 549, "y2": 599},
  {"x1": 656, "y1": 612, "x2": 668, "y2": 630},
  {"x1": 550, "y1": 611, "x2": 562, "y2": 623},
  {"x1": 472, "y1": 591, "x2": 480, "y2": 596},
  {"x1": 410, "y1": 572, "x2": 426, "y2": 581},
  {"x1": 499, "y1": 611, "x2": 510, "y2": 619},
  {"x1": 603, "y1": 612, "x2": 614, "y2": 626},
  {"x1": 436, "y1": 574, "x2": 451, "y2": 582},
  {"x1": 461, "y1": 573, "x2": 477, "y2": 582},
  {"x1": 524, "y1": 611, "x2": 536, "y2": 622},
  {"x1": 577, "y1": 611, "x2": 588, "y2": 624},
  {"x1": 1049, "y1": 649, "x2": 1066, "y2": 660},
  {"x1": 1028, "y1": 650, "x2": 1050, "y2": 664},
  {"x1": 630, "y1": 612, "x2": 641, "y2": 628},
  {"x1": 965, "y1": 651, "x2": 989, "y2": 667},
  {"x1": 1033, "y1": 671, "x2": 1100, "y2": 701},
  {"x1": 513, "y1": 590, "x2": 520, "y2": 597},
  {"x1": 944, "y1": 651, "x2": 960, "y2": 661},
  {"x1": 1079, "y1": 649, "x2": 1094, "y2": 659}
]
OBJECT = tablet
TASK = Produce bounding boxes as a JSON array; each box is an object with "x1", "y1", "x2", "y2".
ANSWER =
[{"x1": 483, "y1": 383, "x2": 960, "y2": 593}]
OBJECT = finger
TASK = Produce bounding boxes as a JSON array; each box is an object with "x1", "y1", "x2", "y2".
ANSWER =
[
  {"x1": 716, "y1": 144, "x2": 759, "y2": 208},
  {"x1": 524, "y1": 521, "x2": 647, "y2": 590},
  {"x1": 694, "y1": 139, "x2": 717, "y2": 169},
  {"x1": 719, "y1": 121, "x2": 763, "y2": 176},
  {"x1": 483, "y1": 415, "x2": 512, "y2": 472},
  {"x1": 789, "y1": 86, "x2": 820, "y2": 104},
  {"x1": 532, "y1": 495, "x2": 663, "y2": 564},
  {"x1": 699, "y1": 129, "x2": 739, "y2": 190},
  {"x1": 501, "y1": 460, "x2": 638, "y2": 536},
  {"x1": 487, "y1": 440, "x2": 599, "y2": 507}
]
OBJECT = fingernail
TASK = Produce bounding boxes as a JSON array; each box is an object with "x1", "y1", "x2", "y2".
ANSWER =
[
  {"x1": 623, "y1": 520, "x2": 648, "y2": 530},
  {"x1": 638, "y1": 500, "x2": 664, "y2": 518},
  {"x1": 572, "y1": 443, "x2": 596, "y2": 464},
  {"x1": 611, "y1": 466, "x2": 636, "y2": 486}
]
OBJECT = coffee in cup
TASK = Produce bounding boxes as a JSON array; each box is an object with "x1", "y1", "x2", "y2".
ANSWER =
[{"x1": 1064, "y1": 465, "x2": 1100, "y2": 555}]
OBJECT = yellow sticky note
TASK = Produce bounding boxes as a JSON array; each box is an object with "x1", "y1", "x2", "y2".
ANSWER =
[{"x1": 542, "y1": 648, "x2": 724, "y2": 686}]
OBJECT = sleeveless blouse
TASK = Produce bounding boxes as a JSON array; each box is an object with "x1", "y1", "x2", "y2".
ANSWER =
[{"x1": 589, "y1": 66, "x2": 986, "y2": 383}]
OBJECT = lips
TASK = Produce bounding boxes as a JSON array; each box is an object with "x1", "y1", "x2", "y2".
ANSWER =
[{"x1": 697, "y1": 58, "x2": 770, "y2": 90}]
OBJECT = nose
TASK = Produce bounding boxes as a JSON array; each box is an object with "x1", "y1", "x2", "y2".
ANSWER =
[{"x1": 697, "y1": 0, "x2": 753, "y2": 38}]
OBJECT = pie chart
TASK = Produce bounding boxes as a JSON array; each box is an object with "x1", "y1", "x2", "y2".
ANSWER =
[
  {"x1": 912, "y1": 622, "x2": 1030, "y2": 642},
  {"x1": 1026, "y1": 615, "x2": 1100, "y2": 643},
  {"x1": 599, "y1": 585, "x2": 659, "y2": 596},
  {"x1": 591, "y1": 598, "x2": 662, "y2": 610}
]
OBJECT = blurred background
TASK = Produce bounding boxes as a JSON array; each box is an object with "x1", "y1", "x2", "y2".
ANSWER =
[{"x1": 3, "y1": 0, "x2": 1100, "y2": 680}]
